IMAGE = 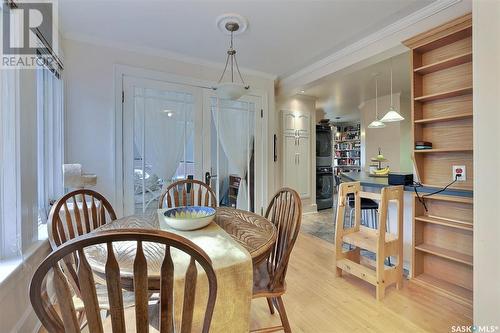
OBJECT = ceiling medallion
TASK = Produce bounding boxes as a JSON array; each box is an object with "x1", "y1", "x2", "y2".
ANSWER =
[{"x1": 213, "y1": 14, "x2": 249, "y2": 100}]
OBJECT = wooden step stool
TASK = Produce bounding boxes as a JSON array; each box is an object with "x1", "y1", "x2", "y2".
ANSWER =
[{"x1": 335, "y1": 182, "x2": 404, "y2": 300}]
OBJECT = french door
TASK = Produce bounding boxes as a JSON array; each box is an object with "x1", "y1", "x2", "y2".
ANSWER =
[
  {"x1": 121, "y1": 76, "x2": 264, "y2": 215},
  {"x1": 203, "y1": 92, "x2": 263, "y2": 213},
  {"x1": 122, "y1": 77, "x2": 203, "y2": 216}
]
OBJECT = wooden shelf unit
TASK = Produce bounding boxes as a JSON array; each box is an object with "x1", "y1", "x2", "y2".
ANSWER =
[
  {"x1": 414, "y1": 87, "x2": 472, "y2": 102},
  {"x1": 414, "y1": 52, "x2": 472, "y2": 75},
  {"x1": 414, "y1": 112, "x2": 472, "y2": 124},
  {"x1": 404, "y1": 13, "x2": 473, "y2": 307},
  {"x1": 414, "y1": 215, "x2": 472, "y2": 231},
  {"x1": 333, "y1": 123, "x2": 361, "y2": 175}
]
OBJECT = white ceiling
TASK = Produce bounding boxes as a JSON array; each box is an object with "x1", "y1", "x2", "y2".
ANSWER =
[
  {"x1": 59, "y1": 0, "x2": 434, "y2": 78},
  {"x1": 311, "y1": 52, "x2": 411, "y2": 122}
]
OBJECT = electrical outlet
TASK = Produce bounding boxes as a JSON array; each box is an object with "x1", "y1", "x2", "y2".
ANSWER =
[{"x1": 452, "y1": 165, "x2": 466, "y2": 181}]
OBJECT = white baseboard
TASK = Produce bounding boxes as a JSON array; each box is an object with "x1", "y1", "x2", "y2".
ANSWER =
[{"x1": 302, "y1": 203, "x2": 318, "y2": 214}]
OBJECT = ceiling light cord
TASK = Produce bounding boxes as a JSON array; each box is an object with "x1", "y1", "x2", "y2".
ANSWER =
[
  {"x1": 375, "y1": 76, "x2": 379, "y2": 119},
  {"x1": 390, "y1": 61, "x2": 393, "y2": 106}
]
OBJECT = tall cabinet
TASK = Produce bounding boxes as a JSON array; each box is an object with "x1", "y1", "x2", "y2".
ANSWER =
[
  {"x1": 282, "y1": 110, "x2": 310, "y2": 198},
  {"x1": 404, "y1": 14, "x2": 473, "y2": 307}
]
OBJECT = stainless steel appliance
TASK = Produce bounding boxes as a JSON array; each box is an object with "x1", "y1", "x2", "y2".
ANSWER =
[
  {"x1": 316, "y1": 124, "x2": 332, "y2": 167},
  {"x1": 316, "y1": 166, "x2": 333, "y2": 210}
]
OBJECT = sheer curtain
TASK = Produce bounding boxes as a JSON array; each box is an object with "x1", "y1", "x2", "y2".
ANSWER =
[
  {"x1": 134, "y1": 88, "x2": 190, "y2": 182},
  {"x1": 212, "y1": 99, "x2": 254, "y2": 210},
  {"x1": 36, "y1": 67, "x2": 64, "y2": 229},
  {"x1": 0, "y1": 68, "x2": 21, "y2": 259}
]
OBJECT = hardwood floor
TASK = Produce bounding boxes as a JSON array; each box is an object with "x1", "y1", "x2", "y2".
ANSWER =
[
  {"x1": 39, "y1": 226, "x2": 472, "y2": 333},
  {"x1": 250, "y1": 232, "x2": 472, "y2": 333}
]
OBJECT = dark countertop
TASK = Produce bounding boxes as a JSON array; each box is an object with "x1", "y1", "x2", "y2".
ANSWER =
[{"x1": 341, "y1": 172, "x2": 473, "y2": 197}]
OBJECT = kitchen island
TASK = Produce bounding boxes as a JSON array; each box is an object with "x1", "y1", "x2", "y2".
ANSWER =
[{"x1": 340, "y1": 171, "x2": 473, "y2": 197}]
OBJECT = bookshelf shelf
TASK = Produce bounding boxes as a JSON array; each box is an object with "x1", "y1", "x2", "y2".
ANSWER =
[
  {"x1": 413, "y1": 148, "x2": 473, "y2": 153},
  {"x1": 412, "y1": 274, "x2": 472, "y2": 306},
  {"x1": 415, "y1": 243, "x2": 473, "y2": 266},
  {"x1": 333, "y1": 122, "x2": 361, "y2": 175},
  {"x1": 415, "y1": 215, "x2": 472, "y2": 231},
  {"x1": 414, "y1": 113, "x2": 472, "y2": 124},
  {"x1": 414, "y1": 52, "x2": 472, "y2": 75},
  {"x1": 405, "y1": 13, "x2": 473, "y2": 308},
  {"x1": 414, "y1": 87, "x2": 472, "y2": 103}
]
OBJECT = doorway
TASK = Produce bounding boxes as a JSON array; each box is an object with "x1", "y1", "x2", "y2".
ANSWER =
[
  {"x1": 120, "y1": 74, "x2": 265, "y2": 216},
  {"x1": 203, "y1": 92, "x2": 263, "y2": 213}
]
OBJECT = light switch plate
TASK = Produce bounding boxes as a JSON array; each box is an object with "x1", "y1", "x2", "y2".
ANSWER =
[{"x1": 452, "y1": 165, "x2": 466, "y2": 181}]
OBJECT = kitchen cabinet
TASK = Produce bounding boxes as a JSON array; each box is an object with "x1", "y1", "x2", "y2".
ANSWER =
[{"x1": 282, "y1": 110, "x2": 310, "y2": 198}]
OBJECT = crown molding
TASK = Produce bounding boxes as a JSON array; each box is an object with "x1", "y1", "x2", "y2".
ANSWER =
[
  {"x1": 62, "y1": 32, "x2": 278, "y2": 81},
  {"x1": 278, "y1": 0, "x2": 468, "y2": 95}
]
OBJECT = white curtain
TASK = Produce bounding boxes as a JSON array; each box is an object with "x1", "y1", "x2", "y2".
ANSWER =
[
  {"x1": 134, "y1": 89, "x2": 190, "y2": 182},
  {"x1": 212, "y1": 99, "x2": 254, "y2": 210},
  {"x1": 37, "y1": 67, "x2": 64, "y2": 222},
  {"x1": 0, "y1": 67, "x2": 21, "y2": 259}
]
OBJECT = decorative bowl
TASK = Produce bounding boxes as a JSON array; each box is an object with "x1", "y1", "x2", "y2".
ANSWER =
[{"x1": 161, "y1": 206, "x2": 216, "y2": 231}]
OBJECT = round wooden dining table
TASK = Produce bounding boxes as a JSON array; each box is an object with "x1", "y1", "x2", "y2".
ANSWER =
[{"x1": 85, "y1": 207, "x2": 277, "y2": 291}]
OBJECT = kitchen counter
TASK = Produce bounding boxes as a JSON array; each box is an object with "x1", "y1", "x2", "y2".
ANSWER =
[{"x1": 341, "y1": 171, "x2": 473, "y2": 197}]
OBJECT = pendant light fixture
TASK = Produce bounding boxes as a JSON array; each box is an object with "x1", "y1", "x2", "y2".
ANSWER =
[
  {"x1": 381, "y1": 61, "x2": 405, "y2": 122},
  {"x1": 214, "y1": 21, "x2": 249, "y2": 100},
  {"x1": 368, "y1": 75, "x2": 386, "y2": 129}
]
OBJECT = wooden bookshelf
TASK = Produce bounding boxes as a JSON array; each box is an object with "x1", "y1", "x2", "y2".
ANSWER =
[
  {"x1": 333, "y1": 123, "x2": 361, "y2": 175},
  {"x1": 414, "y1": 112, "x2": 472, "y2": 124},
  {"x1": 414, "y1": 87, "x2": 472, "y2": 103},
  {"x1": 414, "y1": 52, "x2": 472, "y2": 75},
  {"x1": 415, "y1": 243, "x2": 473, "y2": 266},
  {"x1": 404, "y1": 13, "x2": 473, "y2": 307},
  {"x1": 414, "y1": 148, "x2": 473, "y2": 153},
  {"x1": 414, "y1": 215, "x2": 472, "y2": 231}
]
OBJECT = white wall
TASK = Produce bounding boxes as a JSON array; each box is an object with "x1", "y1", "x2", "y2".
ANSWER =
[
  {"x1": 276, "y1": 95, "x2": 317, "y2": 213},
  {"x1": 473, "y1": 0, "x2": 500, "y2": 326},
  {"x1": 1, "y1": 243, "x2": 50, "y2": 333},
  {"x1": 359, "y1": 93, "x2": 412, "y2": 172},
  {"x1": 62, "y1": 38, "x2": 276, "y2": 212}
]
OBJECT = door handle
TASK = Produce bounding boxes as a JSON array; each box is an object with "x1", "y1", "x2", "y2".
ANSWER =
[{"x1": 205, "y1": 171, "x2": 217, "y2": 185}]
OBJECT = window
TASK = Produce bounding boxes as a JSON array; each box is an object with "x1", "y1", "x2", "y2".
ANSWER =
[
  {"x1": 0, "y1": 67, "x2": 21, "y2": 260},
  {"x1": 36, "y1": 66, "x2": 64, "y2": 239}
]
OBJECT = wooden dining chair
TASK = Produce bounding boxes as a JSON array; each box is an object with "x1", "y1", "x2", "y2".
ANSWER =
[
  {"x1": 158, "y1": 179, "x2": 217, "y2": 209},
  {"x1": 252, "y1": 188, "x2": 302, "y2": 333},
  {"x1": 30, "y1": 229, "x2": 218, "y2": 333},
  {"x1": 46, "y1": 189, "x2": 136, "y2": 324},
  {"x1": 47, "y1": 189, "x2": 117, "y2": 249}
]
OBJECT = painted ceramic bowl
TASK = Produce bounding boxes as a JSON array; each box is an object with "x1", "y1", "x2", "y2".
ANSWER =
[{"x1": 162, "y1": 206, "x2": 216, "y2": 231}]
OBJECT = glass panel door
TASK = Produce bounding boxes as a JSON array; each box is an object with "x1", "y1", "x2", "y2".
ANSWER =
[
  {"x1": 204, "y1": 93, "x2": 263, "y2": 213},
  {"x1": 123, "y1": 77, "x2": 202, "y2": 216}
]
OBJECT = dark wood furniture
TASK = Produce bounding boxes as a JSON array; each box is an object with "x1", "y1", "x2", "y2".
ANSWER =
[
  {"x1": 228, "y1": 174, "x2": 242, "y2": 208},
  {"x1": 252, "y1": 188, "x2": 302, "y2": 333},
  {"x1": 158, "y1": 179, "x2": 217, "y2": 209},
  {"x1": 30, "y1": 229, "x2": 218, "y2": 333}
]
